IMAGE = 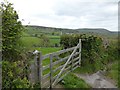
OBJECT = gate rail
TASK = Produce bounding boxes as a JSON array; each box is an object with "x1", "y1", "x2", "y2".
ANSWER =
[{"x1": 29, "y1": 39, "x2": 81, "y2": 88}]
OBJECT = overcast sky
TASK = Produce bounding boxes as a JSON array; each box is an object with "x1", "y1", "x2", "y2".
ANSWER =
[{"x1": 2, "y1": 0, "x2": 119, "y2": 31}]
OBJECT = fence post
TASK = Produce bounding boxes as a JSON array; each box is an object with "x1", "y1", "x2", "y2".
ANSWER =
[
  {"x1": 34, "y1": 53, "x2": 38, "y2": 83},
  {"x1": 39, "y1": 52, "x2": 43, "y2": 88},
  {"x1": 37, "y1": 53, "x2": 40, "y2": 83},
  {"x1": 79, "y1": 39, "x2": 81, "y2": 66},
  {"x1": 50, "y1": 54, "x2": 53, "y2": 89}
]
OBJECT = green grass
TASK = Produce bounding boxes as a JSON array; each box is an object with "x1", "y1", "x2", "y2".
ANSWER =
[
  {"x1": 35, "y1": 47, "x2": 61, "y2": 55},
  {"x1": 50, "y1": 38, "x2": 60, "y2": 45},
  {"x1": 48, "y1": 35, "x2": 60, "y2": 46},
  {"x1": 73, "y1": 59, "x2": 103, "y2": 74},
  {"x1": 48, "y1": 35, "x2": 60, "y2": 39},
  {"x1": 20, "y1": 36, "x2": 41, "y2": 48},
  {"x1": 60, "y1": 73, "x2": 91, "y2": 88},
  {"x1": 21, "y1": 32, "x2": 30, "y2": 37},
  {"x1": 106, "y1": 61, "x2": 118, "y2": 86}
]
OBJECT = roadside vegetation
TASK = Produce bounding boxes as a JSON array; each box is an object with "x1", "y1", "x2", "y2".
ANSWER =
[
  {"x1": 1, "y1": 1, "x2": 119, "y2": 89},
  {"x1": 60, "y1": 73, "x2": 91, "y2": 88}
]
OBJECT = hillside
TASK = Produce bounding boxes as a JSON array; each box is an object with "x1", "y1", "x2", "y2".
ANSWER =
[{"x1": 24, "y1": 25, "x2": 118, "y2": 38}]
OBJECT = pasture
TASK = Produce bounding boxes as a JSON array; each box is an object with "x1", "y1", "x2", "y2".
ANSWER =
[
  {"x1": 2, "y1": 2, "x2": 119, "y2": 88},
  {"x1": 20, "y1": 27, "x2": 119, "y2": 88}
]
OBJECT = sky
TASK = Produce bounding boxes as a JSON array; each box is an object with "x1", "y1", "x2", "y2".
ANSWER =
[{"x1": 1, "y1": 0, "x2": 119, "y2": 31}]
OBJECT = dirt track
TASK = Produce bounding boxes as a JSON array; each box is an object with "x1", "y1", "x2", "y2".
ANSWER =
[{"x1": 74, "y1": 70, "x2": 117, "y2": 88}]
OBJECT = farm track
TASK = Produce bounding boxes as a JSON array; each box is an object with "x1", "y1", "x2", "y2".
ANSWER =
[
  {"x1": 74, "y1": 70, "x2": 117, "y2": 88},
  {"x1": 54, "y1": 84, "x2": 64, "y2": 88}
]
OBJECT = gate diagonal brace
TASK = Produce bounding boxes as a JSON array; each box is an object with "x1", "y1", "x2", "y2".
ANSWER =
[{"x1": 52, "y1": 43, "x2": 80, "y2": 87}]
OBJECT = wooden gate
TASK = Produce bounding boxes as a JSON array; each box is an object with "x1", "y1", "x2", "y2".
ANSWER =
[{"x1": 29, "y1": 39, "x2": 81, "y2": 88}]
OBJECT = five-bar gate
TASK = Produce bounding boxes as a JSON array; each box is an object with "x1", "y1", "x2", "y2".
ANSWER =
[{"x1": 29, "y1": 39, "x2": 81, "y2": 88}]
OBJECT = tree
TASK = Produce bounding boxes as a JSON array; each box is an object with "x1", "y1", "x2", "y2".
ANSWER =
[
  {"x1": 1, "y1": 2, "x2": 31, "y2": 88},
  {"x1": 1, "y1": 1, "x2": 23, "y2": 61},
  {"x1": 40, "y1": 34, "x2": 50, "y2": 47}
]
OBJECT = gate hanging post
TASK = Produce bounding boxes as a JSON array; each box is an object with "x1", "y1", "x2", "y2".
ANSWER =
[
  {"x1": 50, "y1": 54, "x2": 53, "y2": 89},
  {"x1": 79, "y1": 39, "x2": 81, "y2": 66},
  {"x1": 37, "y1": 53, "x2": 40, "y2": 83},
  {"x1": 38, "y1": 52, "x2": 43, "y2": 88},
  {"x1": 34, "y1": 52, "x2": 39, "y2": 83}
]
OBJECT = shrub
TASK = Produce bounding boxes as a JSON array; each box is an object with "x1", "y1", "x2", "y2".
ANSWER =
[
  {"x1": 2, "y1": 61, "x2": 31, "y2": 88},
  {"x1": 60, "y1": 34, "x2": 103, "y2": 66},
  {"x1": 1, "y1": 1, "x2": 24, "y2": 61}
]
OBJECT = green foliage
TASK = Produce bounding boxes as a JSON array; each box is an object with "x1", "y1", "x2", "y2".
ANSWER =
[
  {"x1": 1, "y1": 1, "x2": 24, "y2": 61},
  {"x1": 2, "y1": 61, "x2": 30, "y2": 88},
  {"x1": 106, "y1": 62, "x2": 118, "y2": 86},
  {"x1": 61, "y1": 73, "x2": 91, "y2": 88},
  {"x1": 40, "y1": 34, "x2": 50, "y2": 47},
  {"x1": 60, "y1": 34, "x2": 103, "y2": 65},
  {"x1": 20, "y1": 36, "x2": 41, "y2": 49}
]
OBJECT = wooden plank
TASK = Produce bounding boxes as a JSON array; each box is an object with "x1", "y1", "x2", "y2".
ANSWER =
[
  {"x1": 73, "y1": 61, "x2": 79, "y2": 67},
  {"x1": 52, "y1": 55, "x2": 69, "y2": 66},
  {"x1": 53, "y1": 65, "x2": 64, "y2": 73},
  {"x1": 42, "y1": 80, "x2": 50, "y2": 88},
  {"x1": 42, "y1": 73, "x2": 50, "y2": 80},
  {"x1": 42, "y1": 46, "x2": 77, "y2": 60},
  {"x1": 71, "y1": 55, "x2": 73, "y2": 71},
  {"x1": 74, "y1": 52, "x2": 79, "y2": 56},
  {"x1": 37, "y1": 53, "x2": 40, "y2": 82},
  {"x1": 52, "y1": 43, "x2": 79, "y2": 86},
  {"x1": 34, "y1": 54, "x2": 38, "y2": 83},
  {"x1": 73, "y1": 57, "x2": 79, "y2": 63},
  {"x1": 68, "y1": 56, "x2": 79, "y2": 65},
  {"x1": 79, "y1": 39, "x2": 81, "y2": 66},
  {"x1": 42, "y1": 64, "x2": 50, "y2": 71},
  {"x1": 73, "y1": 65, "x2": 79, "y2": 71},
  {"x1": 53, "y1": 74, "x2": 58, "y2": 81},
  {"x1": 53, "y1": 70, "x2": 71, "y2": 87},
  {"x1": 39, "y1": 52, "x2": 43, "y2": 87},
  {"x1": 52, "y1": 52, "x2": 79, "y2": 66},
  {"x1": 52, "y1": 66, "x2": 70, "y2": 81},
  {"x1": 50, "y1": 54, "x2": 53, "y2": 88},
  {"x1": 42, "y1": 53, "x2": 51, "y2": 60},
  {"x1": 64, "y1": 65, "x2": 71, "y2": 72},
  {"x1": 52, "y1": 46, "x2": 77, "y2": 56},
  {"x1": 42, "y1": 46, "x2": 79, "y2": 60}
]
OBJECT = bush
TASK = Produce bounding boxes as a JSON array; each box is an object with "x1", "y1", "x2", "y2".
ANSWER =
[
  {"x1": 1, "y1": 1, "x2": 24, "y2": 61},
  {"x1": 2, "y1": 61, "x2": 31, "y2": 88},
  {"x1": 60, "y1": 34, "x2": 103, "y2": 66}
]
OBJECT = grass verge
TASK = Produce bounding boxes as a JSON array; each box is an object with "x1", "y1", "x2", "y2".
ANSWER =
[
  {"x1": 60, "y1": 73, "x2": 91, "y2": 88},
  {"x1": 106, "y1": 61, "x2": 118, "y2": 86}
]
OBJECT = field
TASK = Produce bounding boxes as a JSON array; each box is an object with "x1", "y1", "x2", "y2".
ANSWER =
[
  {"x1": 35, "y1": 47, "x2": 61, "y2": 55},
  {"x1": 2, "y1": 25, "x2": 118, "y2": 88},
  {"x1": 20, "y1": 31, "x2": 60, "y2": 51},
  {"x1": 19, "y1": 26, "x2": 119, "y2": 88},
  {"x1": 2, "y1": 2, "x2": 119, "y2": 89}
]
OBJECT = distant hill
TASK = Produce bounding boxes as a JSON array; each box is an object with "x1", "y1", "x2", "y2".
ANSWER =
[{"x1": 24, "y1": 25, "x2": 118, "y2": 38}]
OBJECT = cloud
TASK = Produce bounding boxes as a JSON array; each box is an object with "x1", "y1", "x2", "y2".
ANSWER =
[{"x1": 2, "y1": 0, "x2": 119, "y2": 31}]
